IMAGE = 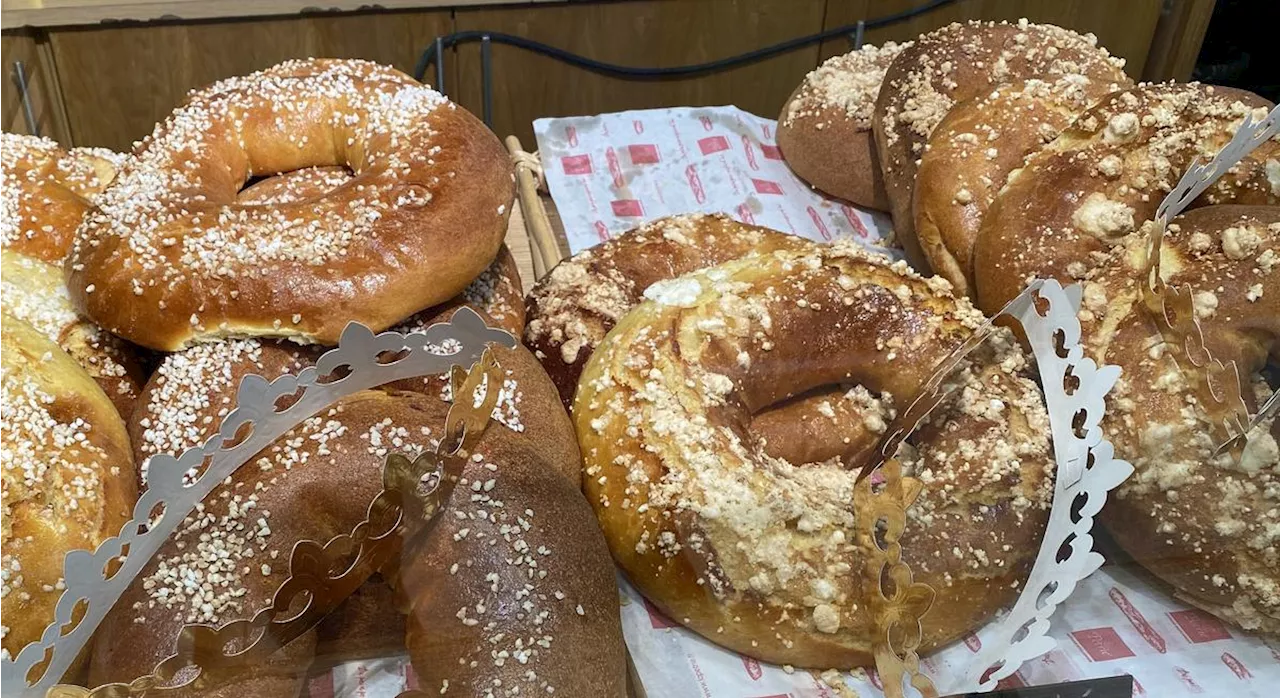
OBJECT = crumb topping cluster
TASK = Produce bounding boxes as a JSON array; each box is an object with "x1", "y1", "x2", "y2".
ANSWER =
[{"x1": 784, "y1": 42, "x2": 910, "y2": 130}]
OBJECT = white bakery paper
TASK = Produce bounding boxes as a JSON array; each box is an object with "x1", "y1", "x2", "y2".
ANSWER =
[{"x1": 533, "y1": 106, "x2": 896, "y2": 255}]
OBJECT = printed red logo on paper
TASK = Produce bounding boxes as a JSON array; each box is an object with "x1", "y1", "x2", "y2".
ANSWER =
[
  {"x1": 566, "y1": 125, "x2": 578, "y2": 147},
  {"x1": 561, "y1": 154, "x2": 592, "y2": 175},
  {"x1": 963, "y1": 632, "x2": 982, "y2": 652},
  {"x1": 594, "y1": 220, "x2": 611, "y2": 242},
  {"x1": 1069, "y1": 627, "x2": 1136, "y2": 662},
  {"x1": 686, "y1": 165, "x2": 706, "y2": 203},
  {"x1": 735, "y1": 203, "x2": 756, "y2": 225},
  {"x1": 1175, "y1": 666, "x2": 1204, "y2": 693},
  {"x1": 628, "y1": 143, "x2": 660, "y2": 165},
  {"x1": 699, "y1": 115, "x2": 713, "y2": 131},
  {"x1": 761, "y1": 123, "x2": 772, "y2": 139},
  {"x1": 742, "y1": 135, "x2": 759, "y2": 170},
  {"x1": 698, "y1": 135, "x2": 730, "y2": 155},
  {"x1": 760, "y1": 143, "x2": 783, "y2": 160},
  {"x1": 995, "y1": 672, "x2": 1027, "y2": 689},
  {"x1": 611, "y1": 199, "x2": 644, "y2": 218},
  {"x1": 605, "y1": 147, "x2": 624, "y2": 188},
  {"x1": 807, "y1": 206, "x2": 832, "y2": 241},
  {"x1": 633, "y1": 120, "x2": 644, "y2": 134},
  {"x1": 1109, "y1": 587, "x2": 1166, "y2": 653},
  {"x1": 840, "y1": 205, "x2": 869, "y2": 238},
  {"x1": 752, "y1": 179, "x2": 783, "y2": 195},
  {"x1": 1169, "y1": 609, "x2": 1232, "y2": 643},
  {"x1": 741, "y1": 655, "x2": 763, "y2": 680},
  {"x1": 1221, "y1": 652, "x2": 1252, "y2": 679}
]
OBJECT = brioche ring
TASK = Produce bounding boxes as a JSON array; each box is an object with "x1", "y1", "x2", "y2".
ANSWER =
[
  {"x1": 975, "y1": 84, "x2": 1279, "y2": 315},
  {"x1": 1079, "y1": 205, "x2": 1280, "y2": 634},
  {"x1": 2, "y1": 249, "x2": 146, "y2": 418},
  {"x1": 777, "y1": 42, "x2": 908, "y2": 211},
  {"x1": 1, "y1": 132, "x2": 122, "y2": 263},
  {"x1": 913, "y1": 73, "x2": 1132, "y2": 296},
  {"x1": 874, "y1": 19, "x2": 1127, "y2": 269},
  {"x1": 68, "y1": 59, "x2": 514, "y2": 351},
  {"x1": 102, "y1": 320, "x2": 624, "y2": 696},
  {"x1": 240, "y1": 166, "x2": 527, "y2": 336},
  {"x1": 1, "y1": 313, "x2": 136, "y2": 668},
  {"x1": 525, "y1": 213, "x2": 881, "y2": 465},
  {"x1": 575, "y1": 241, "x2": 1054, "y2": 667}
]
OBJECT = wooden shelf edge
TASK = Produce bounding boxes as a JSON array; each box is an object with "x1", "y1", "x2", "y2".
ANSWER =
[{"x1": 1, "y1": 0, "x2": 550, "y2": 29}]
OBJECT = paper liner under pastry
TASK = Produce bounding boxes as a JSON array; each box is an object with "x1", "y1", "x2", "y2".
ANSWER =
[{"x1": 3, "y1": 308, "x2": 516, "y2": 698}]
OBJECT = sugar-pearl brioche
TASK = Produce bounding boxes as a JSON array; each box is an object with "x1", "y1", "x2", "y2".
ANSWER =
[
  {"x1": 1, "y1": 313, "x2": 136, "y2": 669},
  {"x1": 68, "y1": 59, "x2": 514, "y2": 351},
  {"x1": 1, "y1": 249, "x2": 146, "y2": 419}
]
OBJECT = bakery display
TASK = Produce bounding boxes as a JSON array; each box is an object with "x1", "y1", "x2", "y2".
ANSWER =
[
  {"x1": 1, "y1": 132, "x2": 122, "y2": 263},
  {"x1": 777, "y1": 42, "x2": 908, "y2": 211},
  {"x1": 1078, "y1": 205, "x2": 1279, "y2": 635},
  {"x1": 573, "y1": 239, "x2": 1053, "y2": 667},
  {"x1": 67, "y1": 58, "x2": 514, "y2": 351},
  {"x1": 975, "y1": 84, "x2": 1279, "y2": 315},
  {"x1": 1, "y1": 313, "x2": 137, "y2": 668}
]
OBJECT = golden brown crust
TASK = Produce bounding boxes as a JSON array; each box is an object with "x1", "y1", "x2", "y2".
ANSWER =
[
  {"x1": 776, "y1": 42, "x2": 908, "y2": 210},
  {"x1": 874, "y1": 19, "x2": 1127, "y2": 270},
  {"x1": 67, "y1": 59, "x2": 515, "y2": 351},
  {"x1": 975, "y1": 84, "x2": 1279, "y2": 315},
  {"x1": 1078, "y1": 205, "x2": 1280, "y2": 635},
  {"x1": 1, "y1": 132, "x2": 121, "y2": 264},
  {"x1": 914, "y1": 73, "x2": 1131, "y2": 296},
  {"x1": 574, "y1": 241, "x2": 1053, "y2": 668},
  {"x1": 1, "y1": 250, "x2": 146, "y2": 419},
  {"x1": 524, "y1": 213, "x2": 812, "y2": 408},
  {"x1": 102, "y1": 325, "x2": 623, "y2": 693},
  {"x1": 1, "y1": 314, "x2": 136, "y2": 667}
]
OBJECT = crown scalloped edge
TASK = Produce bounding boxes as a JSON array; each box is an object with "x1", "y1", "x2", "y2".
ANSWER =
[
  {"x1": 2, "y1": 307, "x2": 516, "y2": 697},
  {"x1": 938, "y1": 280, "x2": 1135, "y2": 694}
]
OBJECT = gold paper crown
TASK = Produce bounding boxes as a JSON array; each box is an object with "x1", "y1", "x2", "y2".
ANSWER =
[{"x1": 2, "y1": 308, "x2": 516, "y2": 698}]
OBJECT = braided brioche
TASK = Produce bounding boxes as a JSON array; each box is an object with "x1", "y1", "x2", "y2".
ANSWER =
[
  {"x1": 914, "y1": 73, "x2": 1132, "y2": 296},
  {"x1": 575, "y1": 240, "x2": 1053, "y2": 667},
  {"x1": 1079, "y1": 205, "x2": 1279, "y2": 634},
  {"x1": 874, "y1": 19, "x2": 1127, "y2": 269},
  {"x1": 975, "y1": 84, "x2": 1279, "y2": 315}
]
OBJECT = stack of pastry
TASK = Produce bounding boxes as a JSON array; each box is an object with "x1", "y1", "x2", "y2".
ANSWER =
[
  {"x1": 1, "y1": 58, "x2": 627, "y2": 697},
  {"x1": 773, "y1": 19, "x2": 1279, "y2": 638}
]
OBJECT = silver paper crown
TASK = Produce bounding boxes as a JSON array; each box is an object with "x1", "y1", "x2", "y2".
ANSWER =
[
  {"x1": 1, "y1": 307, "x2": 516, "y2": 696},
  {"x1": 951, "y1": 280, "x2": 1133, "y2": 693}
]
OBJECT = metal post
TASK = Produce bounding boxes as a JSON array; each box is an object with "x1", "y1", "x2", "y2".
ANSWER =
[
  {"x1": 853, "y1": 20, "x2": 866, "y2": 50},
  {"x1": 481, "y1": 35, "x2": 493, "y2": 128},
  {"x1": 13, "y1": 61, "x2": 39, "y2": 137},
  {"x1": 434, "y1": 37, "x2": 445, "y2": 95}
]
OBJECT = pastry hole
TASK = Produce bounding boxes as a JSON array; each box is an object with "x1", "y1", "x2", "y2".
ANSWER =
[
  {"x1": 1056, "y1": 533, "x2": 1077, "y2": 563},
  {"x1": 1035, "y1": 580, "x2": 1059, "y2": 610},
  {"x1": 1062, "y1": 365, "x2": 1081, "y2": 395},
  {"x1": 1053, "y1": 328, "x2": 1069, "y2": 359},
  {"x1": 1071, "y1": 491, "x2": 1090, "y2": 522},
  {"x1": 274, "y1": 385, "x2": 306, "y2": 413},
  {"x1": 1071, "y1": 408, "x2": 1089, "y2": 439},
  {"x1": 317, "y1": 364, "x2": 353, "y2": 384},
  {"x1": 26, "y1": 645, "x2": 55, "y2": 685},
  {"x1": 139, "y1": 501, "x2": 167, "y2": 535},
  {"x1": 183, "y1": 453, "x2": 217, "y2": 487},
  {"x1": 376, "y1": 348, "x2": 411, "y2": 365},
  {"x1": 1032, "y1": 290, "x2": 1051, "y2": 317},
  {"x1": 103, "y1": 543, "x2": 129, "y2": 580},
  {"x1": 222, "y1": 421, "x2": 254, "y2": 450}
]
